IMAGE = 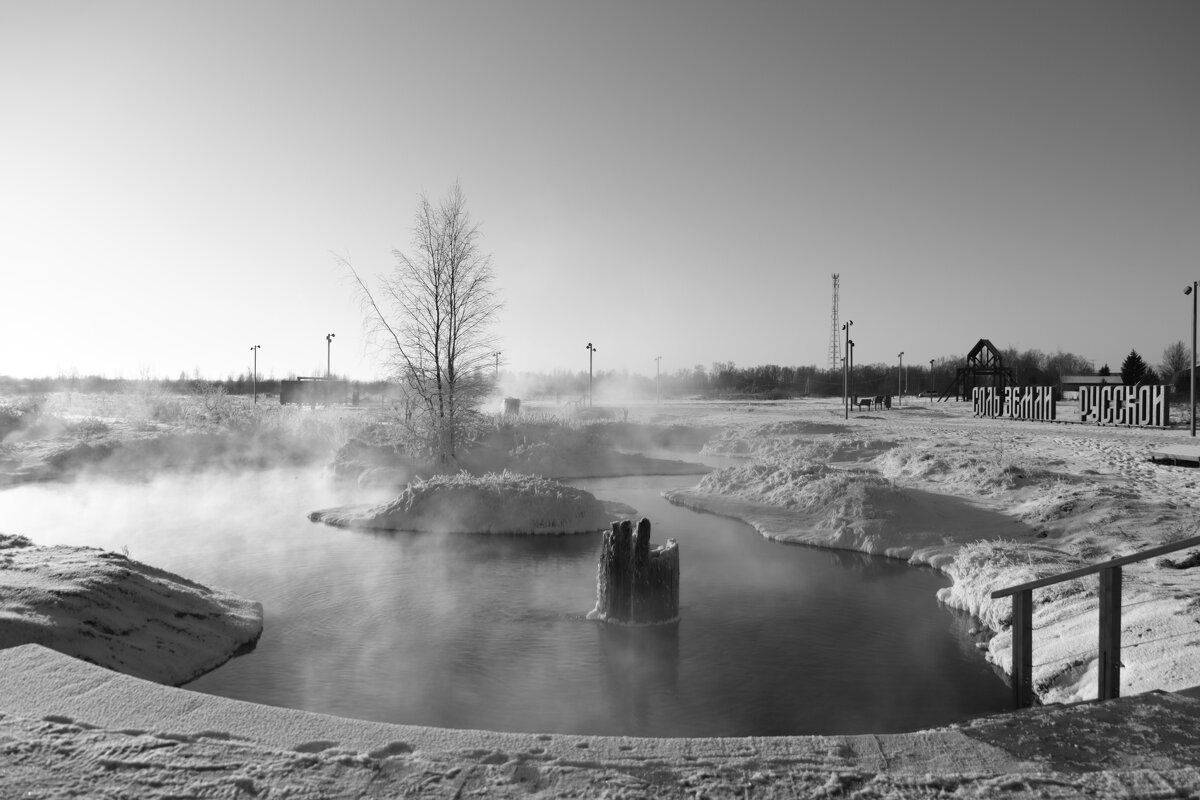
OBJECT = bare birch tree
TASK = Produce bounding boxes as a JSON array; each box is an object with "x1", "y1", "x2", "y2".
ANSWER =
[
  {"x1": 1161, "y1": 341, "x2": 1189, "y2": 390},
  {"x1": 339, "y1": 183, "x2": 501, "y2": 462}
]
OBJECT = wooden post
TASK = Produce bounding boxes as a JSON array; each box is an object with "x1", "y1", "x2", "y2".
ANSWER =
[
  {"x1": 631, "y1": 518, "x2": 652, "y2": 624},
  {"x1": 589, "y1": 518, "x2": 679, "y2": 625},
  {"x1": 647, "y1": 539, "x2": 680, "y2": 622},
  {"x1": 611, "y1": 520, "x2": 634, "y2": 623},
  {"x1": 1098, "y1": 566, "x2": 1122, "y2": 700},
  {"x1": 592, "y1": 522, "x2": 619, "y2": 621},
  {"x1": 1012, "y1": 588, "x2": 1034, "y2": 708}
]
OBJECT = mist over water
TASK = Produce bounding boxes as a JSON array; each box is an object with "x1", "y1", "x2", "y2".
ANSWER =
[{"x1": 0, "y1": 467, "x2": 1010, "y2": 736}]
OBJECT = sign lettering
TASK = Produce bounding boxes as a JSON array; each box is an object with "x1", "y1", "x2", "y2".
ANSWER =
[
  {"x1": 1079, "y1": 385, "x2": 1168, "y2": 427},
  {"x1": 972, "y1": 387, "x2": 1057, "y2": 421}
]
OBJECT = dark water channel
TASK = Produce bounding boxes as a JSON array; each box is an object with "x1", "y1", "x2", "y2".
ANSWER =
[{"x1": 0, "y1": 467, "x2": 1010, "y2": 737}]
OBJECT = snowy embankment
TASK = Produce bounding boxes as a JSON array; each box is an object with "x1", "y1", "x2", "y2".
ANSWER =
[
  {"x1": 0, "y1": 533, "x2": 262, "y2": 685},
  {"x1": 7, "y1": 642, "x2": 1200, "y2": 798},
  {"x1": 309, "y1": 471, "x2": 626, "y2": 534},
  {"x1": 666, "y1": 403, "x2": 1200, "y2": 705}
]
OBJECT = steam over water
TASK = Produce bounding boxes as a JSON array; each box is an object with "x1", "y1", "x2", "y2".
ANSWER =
[{"x1": 0, "y1": 468, "x2": 1009, "y2": 736}]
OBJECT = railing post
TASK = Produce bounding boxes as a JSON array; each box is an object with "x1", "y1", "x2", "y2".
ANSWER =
[
  {"x1": 1012, "y1": 589, "x2": 1034, "y2": 708},
  {"x1": 992, "y1": 535, "x2": 1200, "y2": 710},
  {"x1": 1098, "y1": 566, "x2": 1122, "y2": 700}
]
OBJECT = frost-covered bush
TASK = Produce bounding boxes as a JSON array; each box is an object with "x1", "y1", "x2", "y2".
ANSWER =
[
  {"x1": 70, "y1": 417, "x2": 111, "y2": 438},
  {"x1": 0, "y1": 395, "x2": 65, "y2": 442}
]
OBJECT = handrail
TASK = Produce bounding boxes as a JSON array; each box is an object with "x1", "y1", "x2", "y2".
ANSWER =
[
  {"x1": 992, "y1": 535, "x2": 1200, "y2": 598},
  {"x1": 988, "y1": 534, "x2": 1200, "y2": 709}
]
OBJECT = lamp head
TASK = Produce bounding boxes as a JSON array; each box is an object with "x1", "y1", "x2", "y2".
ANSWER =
[{"x1": 1187, "y1": 285, "x2": 1194, "y2": 296}]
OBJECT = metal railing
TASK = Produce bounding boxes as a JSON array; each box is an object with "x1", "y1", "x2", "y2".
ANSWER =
[{"x1": 990, "y1": 534, "x2": 1200, "y2": 708}]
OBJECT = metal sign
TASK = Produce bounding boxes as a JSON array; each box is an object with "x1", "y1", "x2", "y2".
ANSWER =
[
  {"x1": 972, "y1": 386, "x2": 1056, "y2": 421},
  {"x1": 1079, "y1": 385, "x2": 1168, "y2": 427},
  {"x1": 973, "y1": 384, "x2": 1170, "y2": 427}
]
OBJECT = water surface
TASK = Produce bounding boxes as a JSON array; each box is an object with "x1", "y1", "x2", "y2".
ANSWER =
[{"x1": 0, "y1": 468, "x2": 1010, "y2": 736}]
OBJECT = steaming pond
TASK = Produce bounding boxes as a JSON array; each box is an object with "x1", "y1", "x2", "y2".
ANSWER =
[{"x1": 0, "y1": 468, "x2": 1010, "y2": 737}]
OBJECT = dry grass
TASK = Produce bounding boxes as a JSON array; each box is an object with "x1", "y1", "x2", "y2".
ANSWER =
[{"x1": 1, "y1": 390, "x2": 378, "y2": 481}]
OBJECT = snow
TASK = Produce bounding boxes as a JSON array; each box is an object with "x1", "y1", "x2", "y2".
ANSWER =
[
  {"x1": 660, "y1": 399, "x2": 1200, "y2": 705},
  {"x1": 4, "y1": 643, "x2": 1200, "y2": 797},
  {"x1": 0, "y1": 533, "x2": 262, "y2": 685},
  {"x1": 309, "y1": 470, "x2": 619, "y2": 533},
  {"x1": 5, "y1": 394, "x2": 1200, "y2": 793}
]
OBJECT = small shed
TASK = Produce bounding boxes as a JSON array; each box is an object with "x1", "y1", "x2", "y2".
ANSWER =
[{"x1": 1059, "y1": 375, "x2": 1123, "y2": 401}]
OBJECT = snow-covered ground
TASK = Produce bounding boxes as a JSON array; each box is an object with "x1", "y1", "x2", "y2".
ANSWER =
[
  {"x1": 0, "y1": 533, "x2": 261, "y2": 685},
  {"x1": 5, "y1": 394, "x2": 1200, "y2": 795},
  {"x1": 642, "y1": 398, "x2": 1200, "y2": 705}
]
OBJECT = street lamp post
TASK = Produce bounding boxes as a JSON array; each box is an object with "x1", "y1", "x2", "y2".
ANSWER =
[
  {"x1": 586, "y1": 342, "x2": 597, "y2": 407},
  {"x1": 898, "y1": 352, "x2": 904, "y2": 406},
  {"x1": 848, "y1": 340, "x2": 855, "y2": 407},
  {"x1": 1187, "y1": 284, "x2": 1197, "y2": 436},
  {"x1": 326, "y1": 333, "x2": 335, "y2": 379},
  {"x1": 842, "y1": 320, "x2": 853, "y2": 419},
  {"x1": 655, "y1": 356, "x2": 662, "y2": 404},
  {"x1": 493, "y1": 351, "x2": 501, "y2": 379},
  {"x1": 929, "y1": 359, "x2": 935, "y2": 404},
  {"x1": 250, "y1": 345, "x2": 260, "y2": 404}
]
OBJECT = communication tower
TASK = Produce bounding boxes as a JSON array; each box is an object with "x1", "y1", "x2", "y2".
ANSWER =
[{"x1": 827, "y1": 273, "x2": 840, "y2": 370}]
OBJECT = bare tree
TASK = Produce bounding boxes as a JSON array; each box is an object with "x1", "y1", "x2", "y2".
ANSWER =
[
  {"x1": 339, "y1": 183, "x2": 501, "y2": 462},
  {"x1": 1161, "y1": 340, "x2": 1189, "y2": 391}
]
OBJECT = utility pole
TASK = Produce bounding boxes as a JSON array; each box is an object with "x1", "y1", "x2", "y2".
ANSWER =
[
  {"x1": 930, "y1": 359, "x2": 935, "y2": 404},
  {"x1": 586, "y1": 342, "x2": 597, "y2": 406},
  {"x1": 1188, "y1": 283, "x2": 1197, "y2": 436},
  {"x1": 898, "y1": 352, "x2": 904, "y2": 406},
  {"x1": 842, "y1": 320, "x2": 852, "y2": 419},
  {"x1": 250, "y1": 345, "x2": 260, "y2": 404},
  {"x1": 848, "y1": 339, "x2": 855, "y2": 406}
]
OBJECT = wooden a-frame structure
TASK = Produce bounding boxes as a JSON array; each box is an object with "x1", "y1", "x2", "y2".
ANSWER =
[{"x1": 937, "y1": 339, "x2": 1016, "y2": 401}]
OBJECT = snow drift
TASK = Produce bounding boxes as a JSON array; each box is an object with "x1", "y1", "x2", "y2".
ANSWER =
[
  {"x1": 308, "y1": 471, "x2": 617, "y2": 534},
  {"x1": 0, "y1": 533, "x2": 262, "y2": 685}
]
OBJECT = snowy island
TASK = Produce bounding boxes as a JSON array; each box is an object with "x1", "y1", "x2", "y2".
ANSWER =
[{"x1": 308, "y1": 471, "x2": 626, "y2": 534}]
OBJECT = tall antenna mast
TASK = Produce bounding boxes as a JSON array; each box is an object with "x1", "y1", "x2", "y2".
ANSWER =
[{"x1": 828, "y1": 273, "x2": 841, "y2": 370}]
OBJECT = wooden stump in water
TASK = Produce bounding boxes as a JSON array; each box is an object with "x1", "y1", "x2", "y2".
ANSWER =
[
  {"x1": 593, "y1": 523, "x2": 616, "y2": 620},
  {"x1": 646, "y1": 539, "x2": 680, "y2": 623},
  {"x1": 590, "y1": 518, "x2": 679, "y2": 625}
]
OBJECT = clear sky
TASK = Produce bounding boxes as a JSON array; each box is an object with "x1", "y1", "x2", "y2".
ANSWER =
[{"x1": 2, "y1": 1, "x2": 1197, "y2": 382}]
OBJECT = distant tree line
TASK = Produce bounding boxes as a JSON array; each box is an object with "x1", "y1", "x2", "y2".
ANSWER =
[
  {"x1": 2, "y1": 341, "x2": 1190, "y2": 403},
  {"x1": 0, "y1": 374, "x2": 394, "y2": 400},
  {"x1": 507, "y1": 341, "x2": 1194, "y2": 402}
]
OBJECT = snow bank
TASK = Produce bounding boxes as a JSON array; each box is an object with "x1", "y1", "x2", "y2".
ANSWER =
[
  {"x1": 7, "y1": 642, "x2": 1200, "y2": 797},
  {"x1": 500, "y1": 441, "x2": 709, "y2": 479},
  {"x1": 308, "y1": 471, "x2": 616, "y2": 534},
  {"x1": 663, "y1": 400, "x2": 1200, "y2": 703},
  {"x1": 325, "y1": 425, "x2": 710, "y2": 489},
  {"x1": 0, "y1": 533, "x2": 262, "y2": 685},
  {"x1": 671, "y1": 459, "x2": 1026, "y2": 561}
]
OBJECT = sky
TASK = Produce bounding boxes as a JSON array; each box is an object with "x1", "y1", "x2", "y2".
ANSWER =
[{"x1": 2, "y1": 1, "x2": 1198, "y2": 383}]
